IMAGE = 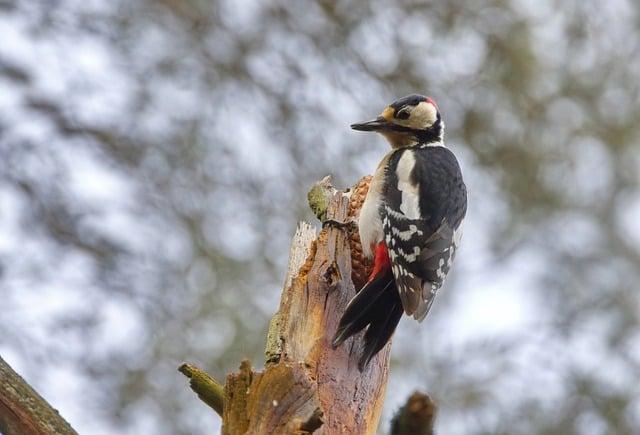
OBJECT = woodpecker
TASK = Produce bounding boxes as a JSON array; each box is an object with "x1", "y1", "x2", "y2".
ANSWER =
[{"x1": 332, "y1": 94, "x2": 467, "y2": 370}]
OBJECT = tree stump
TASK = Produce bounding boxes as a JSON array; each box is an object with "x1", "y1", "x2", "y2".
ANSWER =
[
  {"x1": 182, "y1": 175, "x2": 393, "y2": 434},
  {"x1": 224, "y1": 175, "x2": 388, "y2": 434}
]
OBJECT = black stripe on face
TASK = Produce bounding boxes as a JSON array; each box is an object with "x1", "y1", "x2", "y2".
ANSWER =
[{"x1": 386, "y1": 115, "x2": 442, "y2": 144}]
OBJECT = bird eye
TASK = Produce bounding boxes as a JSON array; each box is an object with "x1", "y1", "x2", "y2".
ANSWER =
[{"x1": 395, "y1": 107, "x2": 410, "y2": 120}]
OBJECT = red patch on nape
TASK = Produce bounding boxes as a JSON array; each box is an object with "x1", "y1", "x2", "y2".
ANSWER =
[
  {"x1": 425, "y1": 96, "x2": 438, "y2": 109},
  {"x1": 368, "y1": 242, "x2": 390, "y2": 282}
]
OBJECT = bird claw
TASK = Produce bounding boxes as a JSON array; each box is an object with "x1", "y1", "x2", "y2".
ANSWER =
[{"x1": 322, "y1": 218, "x2": 357, "y2": 231}]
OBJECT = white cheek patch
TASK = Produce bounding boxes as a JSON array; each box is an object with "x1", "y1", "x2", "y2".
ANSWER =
[{"x1": 408, "y1": 101, "x2": 437, "y2": 129}]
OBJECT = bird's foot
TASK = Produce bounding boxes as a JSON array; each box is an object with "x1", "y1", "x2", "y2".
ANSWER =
[{"x1": 322, "y1": 218, "x2": 358, "y2": 231}]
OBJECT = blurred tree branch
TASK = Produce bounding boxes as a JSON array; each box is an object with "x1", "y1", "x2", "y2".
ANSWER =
[
  {"x1": 0, "y1": 356, "x2": 77, "y2": 435},
  {"x1": 390, "y1": 392, "x2": 436, "y2": 435},
  {"x1": 180, "y1": 176, "x2": 395, "y2": 434}
]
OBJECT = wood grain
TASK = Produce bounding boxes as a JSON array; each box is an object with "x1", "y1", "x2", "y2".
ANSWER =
[{"x1": 221, "y1": 176, "x2": 389, "y2": 434}]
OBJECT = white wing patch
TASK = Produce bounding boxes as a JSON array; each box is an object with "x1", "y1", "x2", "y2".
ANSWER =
[
  {"x1": 391, "y1": 224, "x2": 423, "y2": 241},
  {"x1": 395, "y1": 151, "x2": 421, "y2": 219}
]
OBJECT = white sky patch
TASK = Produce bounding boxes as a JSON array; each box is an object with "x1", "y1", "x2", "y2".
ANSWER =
[
  {"x1": 219, "y1": 0, "x2": 266, "y2": 35},
  {"x1": 94, "y1": 299, "x2": 146, "y2": 355},
  {"x1": 8, "y1": 109, "x2": 58, "y2": 144},
  {"x1": 211, "y1": 219, "x2": 259, "y2": 261},
  {"x1": 188, "y1": 316, "x2": 236, "y2": 355},
  {"x1": 348, "y1": 6, "x2": 402, "y2": 75},
  {"x1": 0, "y1": 78, "x2": 22, "y2": 109},
  {"x1": 452, "y1": 150, "x2": 508, "y2": 274},
  {"x1": 202, "y1": 196, "x2": 260, "y2": 261},
  {"x1": 548, "y1": 212, "x2": 604, "y2": 256},
  {"x1": 0, "y1": 12, "x2": 132, "y2": 124},
  {"x1": 0, "y1": 15, "x2": 33, "y2": 64},
  {"x1": 434, "y1": 161, "x2": 546, "y2": 344},
  {"x1": 568, "y1": 315, "x2": 636, "y2": 391},
  {"x1": 151, "y1": 77, "x2": 202, "y2": 122},
  {"x1": 0, "y1": 187, "x2": 23, "y2": 252},
  {"x1": 435, "y1": 29, "x2": 488, "y2": 80},
  {"x1": 8, "y1": 251, "x2": 94, "y2": 315},
  {"x1": 57, "y1": 146, "x2": 156, "y2": 253},
  {"x1": 39, "y1": 365, "x2": 85, "y2": 421},
  {"x1": 62, "y1": 147, "x2": 132, "y2": 205},
  {"x1": 447, "y1": 257, "x2": 540, "y2": 343},
  {"x1": 569, "y1": 137, "x2": 614, "y2": 202},
  {"x1": 89, "y1": 208, "x2": 155, "y2": 254}
]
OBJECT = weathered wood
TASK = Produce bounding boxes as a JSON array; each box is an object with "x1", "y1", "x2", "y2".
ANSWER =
[
  {"x1": 254, "y1": 177, "x2": 389, "y2": 434},
  {"x1": 183, "y1": 176, "x2": 390, "y2": 434},
  {"x1": 0, "y1": 355, "x2": 77, "y2": 435},
  {"x1": 265, "y1": 221, "x2": 317, "y2": 365}
]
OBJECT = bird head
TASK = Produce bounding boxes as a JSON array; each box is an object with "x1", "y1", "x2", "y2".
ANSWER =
[{"x1": 351, "y1": 94, "x2": 443, "y2": 148}]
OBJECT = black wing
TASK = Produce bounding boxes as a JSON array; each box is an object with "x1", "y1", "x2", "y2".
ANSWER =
[{"x1": 381, "y1": 146, "x2": 467, "y2": 321}]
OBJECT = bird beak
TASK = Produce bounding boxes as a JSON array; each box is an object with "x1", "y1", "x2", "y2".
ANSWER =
[{"x1": 351, "y1": 116, "x2": 393, "y2": 132}]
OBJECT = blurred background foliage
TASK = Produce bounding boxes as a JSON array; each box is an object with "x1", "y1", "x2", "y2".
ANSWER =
[{"x1": 1, "y1": 0, "x2": 639, "y2": 434}]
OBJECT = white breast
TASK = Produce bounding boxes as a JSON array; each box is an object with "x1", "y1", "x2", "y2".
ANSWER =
[{"x1": 358, "y1": 153, "x2": 391, "y2": 259}]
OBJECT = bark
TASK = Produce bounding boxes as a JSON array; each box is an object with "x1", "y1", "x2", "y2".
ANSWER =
[
  {"x1": 0, "y1": 355, "x2": 77, "y2": 435},
  {"x1": 182, "y1": 175, "x2": 392, "y2": 434}
]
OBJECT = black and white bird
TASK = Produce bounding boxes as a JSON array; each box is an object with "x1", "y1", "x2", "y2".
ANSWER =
[{"x1": 331, "y1": 94, "x2": 467, "y2": 370}]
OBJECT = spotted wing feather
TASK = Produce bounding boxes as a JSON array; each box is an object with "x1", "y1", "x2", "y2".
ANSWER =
[
  {"x1": 382, "y1": 207, "x2": 460, "y2": 320},
  {"x1": 382, "y1": 146, "x2": 467, "y2": 321}
]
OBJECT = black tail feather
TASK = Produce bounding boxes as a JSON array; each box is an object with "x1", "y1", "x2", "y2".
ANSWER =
[
  {"x1": 358, "y1": 299, "x2": 403, "y2": 370},
  {"x1": 331, "y1": 269, "x2": 394, "y2": 348},
  {"x1": 331, "y1": 268, "x2": 403, "y2": 370}
]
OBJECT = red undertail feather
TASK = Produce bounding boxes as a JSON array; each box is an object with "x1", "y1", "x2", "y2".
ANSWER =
[
  {"x1": 331, "y1": 241, "x2": 403, "y2": 370},
  {"x1": 369, "y1": 242, "x2": 390, "y2": 282}
]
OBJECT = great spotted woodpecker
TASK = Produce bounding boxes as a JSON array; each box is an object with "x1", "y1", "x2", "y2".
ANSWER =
[{"x1": 332, "y1": 95, "x2": 467, "y2": 370}]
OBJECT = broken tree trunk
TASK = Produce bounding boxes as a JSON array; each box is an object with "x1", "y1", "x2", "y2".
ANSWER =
[{"x1": 182, "y1": 175, "x2": 396, "y2": 434}]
